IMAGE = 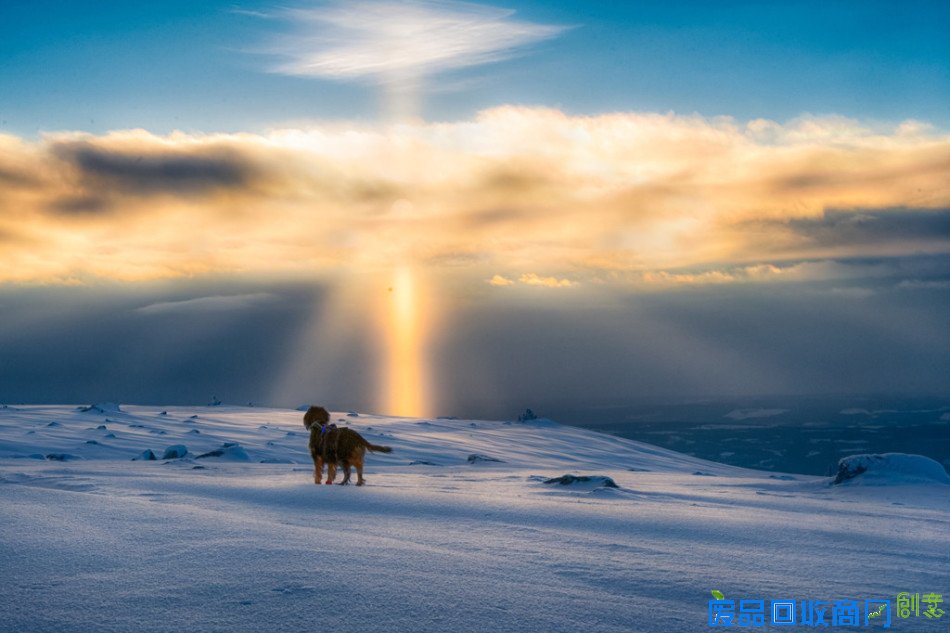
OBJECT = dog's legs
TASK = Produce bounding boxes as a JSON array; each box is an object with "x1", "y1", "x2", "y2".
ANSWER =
[
  {"x1": 355, "y1": 456, "x2": 365, "y2": 486},
  {"x1": 313, "y1": 456, "x2": 324, "y2": 485},
  {"x1": 340, "y1": 461, "x2": 352, "y2": 485},
  {"x1": 325, "y1": 462, "x2": 336, "y2": 485}
]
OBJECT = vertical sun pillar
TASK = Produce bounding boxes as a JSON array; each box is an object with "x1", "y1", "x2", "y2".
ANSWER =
[{"x1": 384, "y1": 265, "x2": 429, "y2": 417}]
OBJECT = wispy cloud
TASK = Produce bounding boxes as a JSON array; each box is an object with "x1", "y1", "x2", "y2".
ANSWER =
[
  {"x1": 135, "y1": 294, "x2": 275, "y2": 315},
  {"x1": 488, "y1": 274, "x2": 514, "y2": 286},
  {"x1": 262, "y1": 1, "x2": 567, "y2": 81},
  {"x1": 487, "y1": 273, "x2": 574, "y2": 288},
  {"x1": 897, "y1": 279, "x2": 950, "y2": 290},
  {"x1": 1, "y1": 109, "x2": 948, "y2": 286},
  {"x1": 519, "y1": 273, "x2": 575, "y2": 288}
]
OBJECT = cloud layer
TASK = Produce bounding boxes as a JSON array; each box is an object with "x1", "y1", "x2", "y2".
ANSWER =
[{"x1": 2, "y1": 107, "x2": 949, "y2": 287}]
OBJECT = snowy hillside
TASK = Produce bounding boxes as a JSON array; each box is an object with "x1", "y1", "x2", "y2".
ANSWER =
[{"x1": 1, "y1": 404, "x2": 947, "y2": 632}]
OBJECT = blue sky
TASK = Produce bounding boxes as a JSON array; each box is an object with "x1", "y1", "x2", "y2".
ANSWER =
[{"x1": 2, "y1": 0, "x2": 948, "y2": 135}]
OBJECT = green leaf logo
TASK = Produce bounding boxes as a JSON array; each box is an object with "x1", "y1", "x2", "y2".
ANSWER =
[{"x1": 711, "y1": 590, "x2": 725, "y2": 600}]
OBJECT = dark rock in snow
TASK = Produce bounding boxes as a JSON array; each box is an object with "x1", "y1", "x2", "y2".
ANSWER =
[
  {"x1": 46, "y1": 453, "x2": 79, "y2": 461},
  {"x1": 543, "y1": 474, "x2": 619, "y2": 488},
  {"x1": 134, "y1": 449, "x2": 157, "y2": 461},
  {"x1": 196, "y1": 443, "x2": 250, "y2": 461},
  {"x1": 517, "y1": 408, "x2": 538, "y2": 422},
  {"x1": 79, "y1": 402, "x2": 122, "y2": 414},
  {"x1": 834, "y1": 456, "x2": 878, "y2": 484},
  {"x1": 161, "y1": 445, "x2": 188, "y2": 460},
  {"x1": 467, "y1": 454, "x2": 504, "y2": 464}
]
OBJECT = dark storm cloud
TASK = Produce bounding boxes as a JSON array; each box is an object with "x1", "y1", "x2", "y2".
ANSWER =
[
  {"x1": 788, "y1": 207, "x2": 950, "y2": 247},
  {"x1": 51, "y1": 140, "x2": 255, "y2": 196}
]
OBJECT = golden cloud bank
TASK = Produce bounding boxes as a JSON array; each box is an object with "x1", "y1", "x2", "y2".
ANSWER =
[{"x1": 1, "y1": 107, "x2": 948, "y2": 286}]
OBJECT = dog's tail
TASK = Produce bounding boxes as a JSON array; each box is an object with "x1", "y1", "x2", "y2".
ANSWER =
[{"x1": 359, "y1": 436, "x2": 393, "y2": 453}]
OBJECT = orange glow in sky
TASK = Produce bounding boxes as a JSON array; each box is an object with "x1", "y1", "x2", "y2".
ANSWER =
[{"x1": 383, "y1": 266, "x2": 430, "y2": 417}]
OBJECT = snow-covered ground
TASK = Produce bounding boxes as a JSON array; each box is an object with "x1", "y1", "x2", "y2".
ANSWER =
[{"x1": 1, "y1": 404, "x2": 947, "y2": 632}]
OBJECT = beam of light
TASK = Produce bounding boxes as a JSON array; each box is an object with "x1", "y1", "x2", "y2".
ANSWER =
[
  {"x1": 268, "y1": 276, "x2": 370, "y2": 410},
  {"x1": 259, "y1": 2, "x2": 561, "y2": 413},
  {"x1": 381, "y1": 266, "x2": 431, "y2": 417}
]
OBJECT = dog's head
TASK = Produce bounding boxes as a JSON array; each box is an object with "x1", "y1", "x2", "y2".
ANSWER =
[{"x1": 303, "y1": 405, "x2": 330, "y2": 430}]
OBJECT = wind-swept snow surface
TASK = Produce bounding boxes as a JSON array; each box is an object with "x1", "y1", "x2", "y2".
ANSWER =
[{"x1": 1, "y1": 405, "x2": 947, "y2": 632}]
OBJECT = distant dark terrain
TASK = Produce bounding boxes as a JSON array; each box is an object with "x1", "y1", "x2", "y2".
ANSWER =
[{"x1": 557, "y1": 396, "x2": 950, "y2": 476}]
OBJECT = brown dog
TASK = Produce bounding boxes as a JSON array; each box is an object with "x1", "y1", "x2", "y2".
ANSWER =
[{"x1": 303, "y1": 406, "x2": 392, "y2": 486}]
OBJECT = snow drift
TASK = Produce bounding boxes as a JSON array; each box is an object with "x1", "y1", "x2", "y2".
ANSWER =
[{"x1": 832, "y1": 452, "x2": 950, "y2": 485}]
